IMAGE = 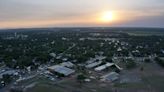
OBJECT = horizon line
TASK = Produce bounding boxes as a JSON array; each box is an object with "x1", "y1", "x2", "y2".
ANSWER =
[{"x1": 0, "y1": 26, "x2": 164, "y2": 30}]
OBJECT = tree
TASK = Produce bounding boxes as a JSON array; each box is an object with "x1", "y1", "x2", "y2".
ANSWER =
[
  {"x1": 2, "y1": 74, "x2": 12, "y2": 85},
  {"x1": 105, "y1": 57, "x2": 113, "y2": 62},
  {"x1": 76, "y1": 74, "x2": 86, "y2": 84},
  {"x1": 155, "y1": 57, "x2": 164, "y2": 67}
]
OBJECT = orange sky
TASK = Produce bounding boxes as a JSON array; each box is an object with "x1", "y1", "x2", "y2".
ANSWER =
[{"x1": 0, "y1": 0, "x2": 164, "y2": 29}]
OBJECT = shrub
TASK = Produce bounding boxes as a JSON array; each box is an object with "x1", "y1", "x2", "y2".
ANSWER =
[
  {"x1": 155, "y1": 57, "x2": 164, "y2": 67},
  {"x1": 76, "y1": 74, "x2": 86, "y2": 83}
]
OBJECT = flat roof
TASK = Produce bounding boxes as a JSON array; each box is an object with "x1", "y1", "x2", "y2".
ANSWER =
[
  {"x1": 48, "y1": 65, "x2": 75, "y2": 76},
  {"x1": 101, "y1": 72, "x2": 119, "y2": 82},
  {"x1": 86, "y1": 56, "x2": 106, "y2": 64},
  {"x1": 85, "y1": 61, "x2": 102, "y2": 68},
  {"x1": 60, "y1": 62, "x2": 74, "y2": 67},
  {"x1": 0, "y1": 70, "x2": 16, "y2": 78},
  {"x1": 95, "y1": 63, "x2": 114, "y2": 71}
]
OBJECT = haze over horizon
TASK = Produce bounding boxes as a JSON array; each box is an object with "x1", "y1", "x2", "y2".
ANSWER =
[{"x1": 0, "y1": 0, "x2": 164, "y2": 29}]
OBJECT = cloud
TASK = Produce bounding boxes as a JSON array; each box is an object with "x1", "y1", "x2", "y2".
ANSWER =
[{"x1": 0, "y1": 0, "x2": 164, "y2": 28}]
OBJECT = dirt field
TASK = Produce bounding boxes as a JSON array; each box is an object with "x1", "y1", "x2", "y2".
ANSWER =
[{"x1": 26, "y1": 61, "x2": 164, "y2": 92}]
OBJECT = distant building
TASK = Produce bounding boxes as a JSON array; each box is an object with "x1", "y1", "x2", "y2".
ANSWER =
[
  {"x1": 48, "y1": 65, "x2": 75, "y2": 76},
  {"x1": 62, "y1": 58, "x2": 68, "y2": 61},
  {"x1": 94, "y1": 63, "x2": 114, "y2": 71},
  {"x1": 56, "y1": 55, "x2": 62, "y2": 59},
  {"x1": 49, "y1": 53, "x2": 56, "y2": 58},
  {"x1": 85, "y1": 61, "x2": 103, "y2": 68},
  {"x1": 101, "y1": 72, "x2": 119, "y2": 82},
  {"x1": 0, "y1": 70, "x2": 17, "y2": 79},
  {"x1": 86, "y1": 56, "x2": 106, "y2": 64},
  {"x1": 60, "y1": 62, "x2": 74, "y2": 68}
]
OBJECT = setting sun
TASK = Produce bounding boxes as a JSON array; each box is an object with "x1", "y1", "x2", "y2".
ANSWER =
[{"x1": 101, "y1": 11, "x2": 114, "y2": 23}]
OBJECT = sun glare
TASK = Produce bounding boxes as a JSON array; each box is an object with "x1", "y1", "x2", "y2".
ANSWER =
[{"x1": 101, "y1": 11, "x2": 114, "y2": 22}]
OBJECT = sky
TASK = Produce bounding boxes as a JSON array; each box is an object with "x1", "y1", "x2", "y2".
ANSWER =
[{"x1": 0, "y1": 0, "x2": 164, "y2": 29}]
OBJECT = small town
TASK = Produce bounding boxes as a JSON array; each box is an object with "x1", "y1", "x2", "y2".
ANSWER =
[{"x1": 0, "y1": 28, "x2": 164, "y2": 92}]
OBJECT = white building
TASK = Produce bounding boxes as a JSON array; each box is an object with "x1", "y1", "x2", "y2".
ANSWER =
[
  {"x1": 48, "y1": 65, "x2": 75, "y2": 76},
  {"x1": 60, "y1": 62, "x2": 74, "y2": 68},
  {"x1": 101, "y1": 72, "x2": 119, "y2": 82},
  {"x1": 85, "y1": 61, "x2": 103, "y2": 68},
  {"x1": 0, "y1": 70, "x2": 17, "y2": 79},
  {"x1": 86, "y1": 56, "x2": 106, "y2": 64},
  {"x1": 94, "y1": 63, "x2": 114, "y2": 71},
  {"x1": 49, "y1": 53, "x2": 56, "y2": 58}
]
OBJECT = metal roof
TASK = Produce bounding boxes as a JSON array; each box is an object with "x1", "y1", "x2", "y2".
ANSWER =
[
  {"x1": 94, "y1": 63, "x2": 114, "y2": 71},
  {"x1": 85, "y1": 61, "x2": 103, "y2": 68},
  {"x1": 48, "y1": 65, "x2": 75, "y2": 76},
  {"x1": 101, "y1": 72, "x2": 119, "y2": 82},
  {"x1": 0, "y1": 70, "x2": 16, "y2": 78},
  {"x1": 60, "y1": 62, "x2": 74, "y2": 68}
]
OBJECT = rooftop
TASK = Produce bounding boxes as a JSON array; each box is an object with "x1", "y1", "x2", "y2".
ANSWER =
[
  {"x1": 95, "y1": 63, "x2": 114, "y2": 71},
  {"x1": 60, "y1": 62, "x2": 74, "y2": 68},
  {"x1": 101, "y1": 72, "x2": 119, "y2": 82},
  {"x1": 48, "y1": 65, "x2": 75, "y2": 76},
  {"x1": 85, "y1": 61, "x2": 103, "y2": 68}
]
